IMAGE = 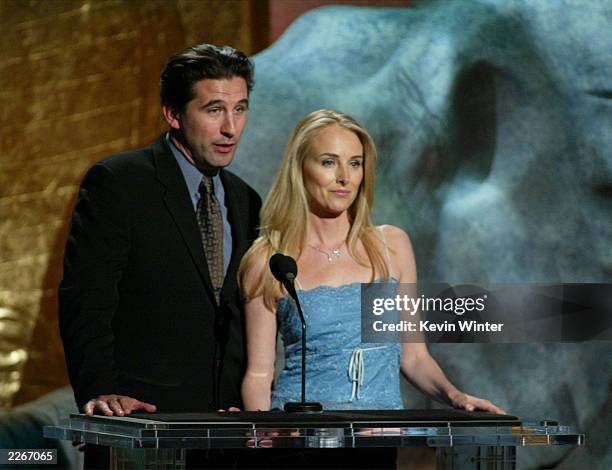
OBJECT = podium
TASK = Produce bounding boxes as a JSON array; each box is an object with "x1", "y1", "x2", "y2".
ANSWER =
[{"x1": 44, "y1": 410, "x2": 583, "y2": 469}]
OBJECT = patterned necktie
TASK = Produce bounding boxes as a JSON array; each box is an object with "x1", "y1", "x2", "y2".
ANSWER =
[{"x1": 196, "y1": 175, "x2": 224, "y2": 304}]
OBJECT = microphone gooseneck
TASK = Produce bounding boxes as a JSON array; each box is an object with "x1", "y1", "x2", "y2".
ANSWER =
[{"x1": 268, "y1": 253, "x2": 322, "y2": 413}]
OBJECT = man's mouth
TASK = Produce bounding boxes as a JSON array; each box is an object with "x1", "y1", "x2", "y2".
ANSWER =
[{"x1": 213, "y1": 142, "x2": 235, "y2": 153}]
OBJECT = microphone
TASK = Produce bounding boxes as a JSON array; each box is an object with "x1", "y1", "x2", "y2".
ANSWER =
[
  {"x1": 269, "y1": 253, "x2": 298, "y2": 299},
  {"x1": 269, "y1": 254, "x2": 322, "y2": 413}
]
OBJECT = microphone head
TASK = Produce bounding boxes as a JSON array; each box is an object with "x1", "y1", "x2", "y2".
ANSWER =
[{"x1": 269, "y1": 253, "x2": 298, "y2": 283}]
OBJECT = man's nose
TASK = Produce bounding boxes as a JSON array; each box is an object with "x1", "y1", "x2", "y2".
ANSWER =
[{"x1": 221, "y1": 114, "x2": 235, "y2": 138}]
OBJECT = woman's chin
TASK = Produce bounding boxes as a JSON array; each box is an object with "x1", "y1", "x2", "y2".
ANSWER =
[{"x1": 308, "y1": 199, "x2": 356, "y2": 219}]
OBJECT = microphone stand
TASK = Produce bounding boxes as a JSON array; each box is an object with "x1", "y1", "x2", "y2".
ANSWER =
[{"x1": 284, "y1": 273, "x2": 323, "y2": 413}]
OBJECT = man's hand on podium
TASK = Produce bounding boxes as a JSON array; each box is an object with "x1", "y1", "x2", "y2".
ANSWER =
[
  {"x1": 448, "y1": 390, "x2": 505, "y2": 414},
  {"x1": 83, "y1": 394, "x2": 157, "y2": 416},
  {"x1": 217, "y1": 407, "x2": 241, "y2": 412}
]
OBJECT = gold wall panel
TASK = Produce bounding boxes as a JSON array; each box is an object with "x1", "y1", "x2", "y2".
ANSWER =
[{"x1": 0, "y1": 0, "x2": 252, "y2": 410}]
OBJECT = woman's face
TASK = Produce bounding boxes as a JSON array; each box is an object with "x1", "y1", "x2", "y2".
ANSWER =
[{"x1": 302, "y1": 125, "x2": 364, "y2": 217}]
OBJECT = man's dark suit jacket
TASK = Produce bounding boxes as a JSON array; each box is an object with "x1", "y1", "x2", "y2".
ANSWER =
[{"x1": 59, "y1": 136, "x2": 261, "y2": 412}]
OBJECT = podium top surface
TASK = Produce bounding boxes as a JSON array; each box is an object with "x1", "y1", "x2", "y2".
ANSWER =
[
  {"x1": 44, "y1": 410, "x2": 583, "y2": 450},
  {"x1": 126, "y1": 409, "x2": 519, "y2": 425}
]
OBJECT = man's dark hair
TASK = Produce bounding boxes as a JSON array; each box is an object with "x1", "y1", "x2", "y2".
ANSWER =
[{"x1": 160, "y1": 43, "x2": 254, "y2": 112}]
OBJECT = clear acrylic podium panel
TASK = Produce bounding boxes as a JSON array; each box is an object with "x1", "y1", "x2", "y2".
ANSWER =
[{"x1": 43, "y1": 410, "x2": 584, "y2": 470}]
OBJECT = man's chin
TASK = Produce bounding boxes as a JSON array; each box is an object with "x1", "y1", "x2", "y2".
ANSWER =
[{"x1": 195, "y1": 154, "x2": 234, "y2": 172}]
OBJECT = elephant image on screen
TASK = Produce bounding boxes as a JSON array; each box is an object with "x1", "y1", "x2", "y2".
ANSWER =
[{"x1": 232, "y1": 1, "x2": 612, "y2": 468}]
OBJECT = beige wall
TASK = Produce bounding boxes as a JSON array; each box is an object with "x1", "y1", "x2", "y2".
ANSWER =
[{"x1": 0, "y1": 0, "x2": 252, "y2": 409}]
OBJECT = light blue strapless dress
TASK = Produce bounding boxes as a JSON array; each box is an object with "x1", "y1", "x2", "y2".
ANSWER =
[{"x1": 271, "y1": 280, "x2": 403, "y2": 410}]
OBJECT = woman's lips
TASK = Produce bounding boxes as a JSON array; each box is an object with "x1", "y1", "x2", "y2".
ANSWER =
[{"x1": 331, "y1": 190, "x2": 350, "y2": 197}]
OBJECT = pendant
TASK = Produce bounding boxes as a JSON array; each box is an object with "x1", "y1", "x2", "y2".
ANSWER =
[{"x1": 310, "y1": 244, "x2": 342, "y2": 262}]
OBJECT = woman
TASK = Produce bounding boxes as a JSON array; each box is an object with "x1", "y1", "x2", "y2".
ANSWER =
[{"x1": 239, "y1": 109, "x2": 503, "y2": 414}]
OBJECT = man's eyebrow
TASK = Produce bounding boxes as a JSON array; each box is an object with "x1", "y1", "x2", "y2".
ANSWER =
[
  {"x1": 201, "y1": 99, "x2": 224, "y2": 108},
  {"x1": 201, "y1": 98, "x2": 249, "y2": 108}
]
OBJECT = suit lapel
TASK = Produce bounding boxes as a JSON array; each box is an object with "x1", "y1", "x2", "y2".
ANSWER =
[
  {"x1": 152, "y1": 137, "x2": 216, "y2": 301},
  {"x1": 220, "y1": 170, "x2": 247, "y2": 296}
]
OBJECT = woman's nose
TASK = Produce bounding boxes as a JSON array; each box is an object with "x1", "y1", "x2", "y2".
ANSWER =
[{"x1": 336, "y1": 165, "x2": 347, "y2": 184}]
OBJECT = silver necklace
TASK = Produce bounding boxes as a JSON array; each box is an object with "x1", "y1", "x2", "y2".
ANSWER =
[{"x1": 309, "y1": 244, "x2": 343, "y2": 262}]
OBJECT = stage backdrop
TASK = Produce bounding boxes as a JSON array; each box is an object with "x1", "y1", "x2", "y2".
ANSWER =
[
  {"x1": 0, "y1": 0, "x2": 253, "y2": 409},
  {"x1": 232, "y1": 1, "x2": 612, "y2": 468},
  {"x1": 0, "y1": 1, "x2": 609, "y2": 468}
]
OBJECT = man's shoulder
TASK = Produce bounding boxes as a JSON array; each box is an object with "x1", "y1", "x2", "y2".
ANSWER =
[
  {"x1": 96, "y1": 140, "x2": 160, "y2": 173},
  {"x1": 84, "y1": 137, "x2": 170, "y2": 184},
  {"x1": 221, "y1": 169, "x2": 261, "y2": 201}
]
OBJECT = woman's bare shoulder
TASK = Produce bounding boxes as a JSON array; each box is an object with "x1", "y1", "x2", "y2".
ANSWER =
[
  {"x1": 377, "y1": 224, "x2": 416, "y2": 281},
  {"x1": 377, "y1": 224, "x2": 413, "y2": 250}
]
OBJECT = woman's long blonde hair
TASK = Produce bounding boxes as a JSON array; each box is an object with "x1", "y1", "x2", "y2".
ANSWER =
[{"x1": 239, "y1": 109, "x2": 390, "y2": 309}]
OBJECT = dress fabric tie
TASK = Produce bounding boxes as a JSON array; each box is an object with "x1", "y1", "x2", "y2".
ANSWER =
[
  {"x1": 196, "y1": 175, "x2": 224, "y2": 304},
  {"x1": 346, "y1": 345, "x2": 388, "y2": 401}
]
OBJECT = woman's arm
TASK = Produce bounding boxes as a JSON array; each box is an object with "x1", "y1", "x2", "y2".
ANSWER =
[
  {"x1": 384, "y1": 225, "x2": 505, "y2": 414},
  {"x1": 241, "y1": 261, "x2": 278, "y2": 411},
  {"x1": 400, "y1": 342, "x2": 504, "y2": 413}
]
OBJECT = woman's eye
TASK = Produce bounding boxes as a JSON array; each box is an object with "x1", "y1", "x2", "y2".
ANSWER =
[
  {"x1": 350, "y1": 160, "x2": 362, "y2": 168},
  {"x1": 322, "y1": 159, "x2": 335, "y2": 167}
]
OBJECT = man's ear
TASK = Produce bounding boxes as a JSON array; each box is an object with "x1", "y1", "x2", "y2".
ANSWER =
[{"x1": 162, "y1": 106, "x2": 181, "y2": 130}]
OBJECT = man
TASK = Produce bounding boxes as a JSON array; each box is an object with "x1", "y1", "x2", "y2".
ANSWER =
[{"x1": 59, "y1": 44, "x2": 261, "y2": 420}]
